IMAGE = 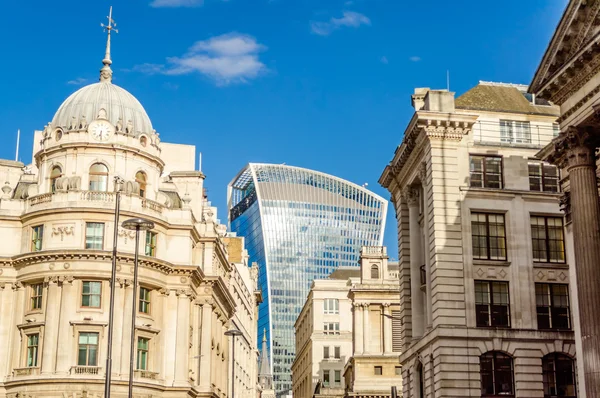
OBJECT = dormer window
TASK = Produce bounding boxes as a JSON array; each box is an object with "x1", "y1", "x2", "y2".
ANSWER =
[
  {"x1": 89, "y1": 163, "x2": 108, "y2": 192},
  {"x1": 50, "y1": 166, "x2": 62, "y2": 193},
  {"x1": 136, "y1": 171, "x2": 147, "y2": 198}
]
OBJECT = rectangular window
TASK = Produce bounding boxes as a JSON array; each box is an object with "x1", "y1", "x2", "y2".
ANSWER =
[
  {"x1": 137, "y1": 337, "x2": 149, "y2": 370},
  {"x1": 536, "y1": 283, "x2": 571, "y2": 330},
  {"x1": 470, "y1": 155, "x2": 503, "y2": 189},
  {"x1": 323, "y1": 346, "x2": 330, "y2": 359},
  {"x1": 31, "y1": 225, "x2": 44, "y2": 252},
  {"x1": 334, "y1": 346, "x2": 340, "y2": 359},
  {"x1": 531, "y1": 216, "x2": 565, "y2": 263},
  {"x1": 374, "y1": 366, "x2": 383, "y2": 376},
  {"x1": 500, "y1": 120, "x2": 531, "y2": 144},
  {"x1": 26, "y1": 334, "x2": 39, "y2": 367},
  {"x1": 81, "y1": 281, "x2": 102, "y2": 308},
  {"x1": 395, "y1": 366, "x2": 402, "y2": 376},
  {"x1": 139, "y1": 287, "x2": 151, "y2": 314},
  {"x1": 145, "y1": 231, "x2": 157, "y2": 257},
  {"x1": 471, "y1": 213, "x2": 507, "y2": 261},
  {"x1": 30, "y1": 283, "x2": 43, "y2": 310},
  {"x1": 78, "y1": 332, "x2": 99, "y2": 366},
  {"x1": 323, "y1": 370, "x2": 330, "y2": 387},
  {"x1": 85, "y1": 222, "x2": 105, "y2": 250},
  {"x1": 324, "y1": 298, "x2": 339, "y2": 314},
  {"x1": 528, "y1": 162, "x2": 559, "y2": 192},
  {"x1": 553, "y1": 123, "x2": 560, "y2": 137},
  {"x1": 334, "y1": 370, "x2": 341, "y2": 386},
  {"x1": 323, "y1": 322, "x2": 340, "y2": 335},
  {"x1": 475, "y1": 280, "x2": 510, "y2": 327}
]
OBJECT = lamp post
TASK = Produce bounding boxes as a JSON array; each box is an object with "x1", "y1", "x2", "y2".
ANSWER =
[
  {"x1": 122, "y1": 217, "x2": 155, "y2": 398},
  {"x1": 224, "y1": 328, "x2": 243, "y2": 398},
  {"x1": 104, "y1": 176, "x2": 124, "y2": 398}
]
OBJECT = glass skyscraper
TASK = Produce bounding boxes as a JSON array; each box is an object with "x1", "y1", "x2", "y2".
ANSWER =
[{"x1": 227, "y1": 164, "x2": 387, "y2": 395}]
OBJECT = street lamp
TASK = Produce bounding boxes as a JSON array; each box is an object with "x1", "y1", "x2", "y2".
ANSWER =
[
  {"x1": 224, "y1": 328, "x2": 244, "y2": 398},
  {"x1": 104, "y1": 176, "x2": 124, "y2": 398},
  {"x1": 122, "y1": 217, "x2": 155, "y2": 398}
]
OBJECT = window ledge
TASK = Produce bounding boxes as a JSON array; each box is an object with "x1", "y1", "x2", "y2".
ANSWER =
[
  {"x1": 533, "y1": 262, "x2": 569, "y2": 269},
  {"x1": 473, "y1": 260, "x2": 511, "y2": 267}
]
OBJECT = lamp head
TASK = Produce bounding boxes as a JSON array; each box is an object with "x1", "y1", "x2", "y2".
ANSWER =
[{"x1": 121, "y1": 217, "x2": 154, "y2": 231}]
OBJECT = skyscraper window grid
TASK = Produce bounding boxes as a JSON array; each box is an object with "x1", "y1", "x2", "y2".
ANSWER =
[{"x1": 228, "y1": 163, "x2": 387, "y2": 395}]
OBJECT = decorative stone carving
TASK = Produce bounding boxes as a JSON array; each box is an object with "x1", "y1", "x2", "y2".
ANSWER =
[
  {"x1": 116, "y1": 117, "x2": 123, "y2": 132},
  {"x1": 418, "y1": 162, "x2": 427, "y2": 185},
  {"x1": 118, "y1": 228, "x2": 136, "y2": 244},
  {"x1": 402, "y1": 186, "x2": 419, "y2": 207},
  {"x1": 1, "y1": 182, "x2": 11, "y2": 199},
  {"x1": 52, "y1": 224, "x2": 75, "y2": 241},
  {"x1": 69, "y1": 116, "x2": 78, "y2": 130},
  {"x1": 12, "y1": 281, "x2": 23, "y2": 290},
  {"x1": 97, "y1": 108, "x2": 107, "y2": 119},
  {"x1": 126, "y1": 119, "x2": 133, "y2": 135},
  {"x1": 55, "y1": 176, "x2": 69, "y2": 192},
  {"x1": 548, "y1": 126, "x2": 600, "y2": 169},
  {"x1": 117, "y1": 278, "x2": 132, "y2": 288},
  {"x1": 79, "y1": 115, "x2": 87, "y2": 130},
  {"x1": 68, "y1": 176, "x2": 81, "y2": 191}
]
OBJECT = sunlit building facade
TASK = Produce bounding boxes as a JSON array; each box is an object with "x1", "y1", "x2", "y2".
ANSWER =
[{"x1": 228, "y1": 164, "x2": 387, "y2": 396}]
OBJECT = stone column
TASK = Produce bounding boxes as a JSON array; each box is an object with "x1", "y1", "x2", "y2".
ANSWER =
[
  {"x1": 112, "y1": 278, "x2": 129, "y2": 376},
  {"x1": 163, "y1": 289, "x2": 178, "y2": 385},
  {"x1": 41, "y1": 277, "x2": 62, "y2": 374},
  {"x1": 353, "y1": 304, "x2": 363, "y2": 354},
  {"x1": 199, "y1": 300, "x2": 213, "y2": 389},
  {"x1": 174, "y1": 289, "x2": 191, "y2": 386},
  {"x1": 404, "y1": 187, "x2": 424, "y2": 339},
  {"x1": 419, "y1": 163, "x2": 433, "y2": 327},
  {"x1": 120, "y1": 281, "x2": 134, "y2": 377},
  {"x1": 0, "y1": 283, "x2": 15, "y2": 377},
  {"x1": 362, "y1": 304, "x2": 369, "y2": 353},
  {"x1": 9, "y1": 283, "x2": 25, "y2": 372},
  {"x1": 56, "y1": 276, "x2": 75, "y2": 374},
  {"x1": 383, "y1": 303, "x2": 392, "y2": 353},
  {"x1": 551, "y1": 127, "x2": 600, "y2": 397}
]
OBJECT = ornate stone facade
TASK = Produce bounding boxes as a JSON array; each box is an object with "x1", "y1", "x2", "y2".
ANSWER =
[
  {"x1": 0, "y1": 20, "x2": 260, "y2": 398},
  {"x1": 380, "y1": 84, "x2": 577, "y2": 397}
]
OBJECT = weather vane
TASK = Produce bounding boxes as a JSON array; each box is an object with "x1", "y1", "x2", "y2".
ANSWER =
[
  {"x1": 99, "y1": 6, "x2": 118, "y2": 82},
  {"x1": 101, "y1": 6, "x2": 118, "y2": 35}
]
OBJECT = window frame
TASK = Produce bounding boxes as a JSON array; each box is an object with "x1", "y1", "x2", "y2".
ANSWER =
[
  {"x1": 85, "y1": 222, "x2": 105, "y2": 250},
  {"x1": 542, "y1": 353, "x2": 577, "y2": 398},
  {"x1": 77, "y1": 332, "x2": 100, "y2": 367},
  {"x1": 374, "y1": 366, "x2": 383, "y2": 376},
  {"x1": 50, "y1": 166, "x2": 62, "y2": 193},
  {"x1": 528, "y1": 162, "x2": 560, "y2": 193},
  {"x1": 31, "y1": 225, "x2": 44, "y2": 252},
  {"x1": 323, "y1": 346, "x2": 330, "y2": 359},
  {"x1": 334, "y1": 370, "x2": 341, "y2": 386},
  {"x1": 139, "y1": 286, "x2": 151, "y2": 315},
  {"x1": 323, "y1": 322, "x2": 340, "y2": 335},
  {"x1": 471, "y1": 212, "x2": 507, "y2": 261},
  {"x1": 137, "y1": 336, "x2": 150, "y2": 370},
  {"x1": 30, "y1": 283, "x2": 43, "y2": 311},
  {"x1": 26, "y1": 333, "x2": 39, "y2": 367},
  {"x1": 475, "y1": 280, "x2": 511, "y2": 328},
  {"x1": 323, "y1": 369, "x2": 330, "y2": 387},
  {"x1": 370, "y1": 264, "x2": 380, "y2": 279},
  {"x1": 145, "y1": 231, "x2": 157, "y2": 257},
  {"x1": 480, "y1": 351, "x2": 514, "y2": 397},
  {"x1": 470, "y1": 155, "x2": 504, "y2": 189},
  {"x1": 81, "y1": 281, "x2": 102, "y2": 308},
  {"x1": 531, "y1": 216, "x2": 566, "y2": 264},
  {"x1": 536, "y1": 283, "x2": 571, "y2": 331},
  {"x1": 500, "y1": 119, "x2": 532, "y2": 144},
  {"x1": 334, "y1": 346, "x2": 340, "y2": 359},
  {"x1": 135, "y1": 171, "x2": 147, "y2": 198},
  {"x1": 89, "y1": 163, "x2": 109, "y2": 192}
]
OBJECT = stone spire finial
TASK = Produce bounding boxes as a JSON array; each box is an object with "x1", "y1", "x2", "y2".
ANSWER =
[
  {"x1": 262, "y1": 328, "x2": 267, "y2": 343},
  {"x1": 99, "y1": 6, "x2": 118, "y2": 83}
]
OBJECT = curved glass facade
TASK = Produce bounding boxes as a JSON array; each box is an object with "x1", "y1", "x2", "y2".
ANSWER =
[{"x1": 227, "y1": 164, "x2": 387, "y2": 395}]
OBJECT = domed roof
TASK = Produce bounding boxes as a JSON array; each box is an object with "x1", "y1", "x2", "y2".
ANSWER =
[{"x1": 52, "y1": 82, "x2": 153, "y2": 136}]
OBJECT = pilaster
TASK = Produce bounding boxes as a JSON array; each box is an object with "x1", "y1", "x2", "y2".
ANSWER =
[
  {"x1": 405, "y1": 186, "x2": 424, "y2": 339},
  {"x1": 174, "y1": 289, "x2": 192, "y2": 386},
  {"x1": 55, "y1": 276, "x2": 75, "y2": 374}
]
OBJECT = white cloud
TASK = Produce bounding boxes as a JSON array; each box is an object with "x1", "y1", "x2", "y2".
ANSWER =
[
  {"x1": 67, "y1": 77, "x2": 89, "y2": 85},
  {"x1": 311, "y1": 11, "x2": 371, "y2": 36},
  {"x1": 150, "y1": 0, "x2": 203, "y2": 7},
  {"x1": 380, "y1": 56, "x2": 389, "y2": 64},
  {"x1": 134, "y1": 33, "x2": 268, "y2": 85},
  {"x1": 409, "y1": 56, "x2": 421, "y2": 62}
]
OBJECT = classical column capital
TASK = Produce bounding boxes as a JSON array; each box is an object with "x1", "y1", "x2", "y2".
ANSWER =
[
  {"x1": 549, "y1": 126, "x2": 599, "y2": 169},
  {"x1": 402, "y1": 186, "x2": 419, "y2": 207}
]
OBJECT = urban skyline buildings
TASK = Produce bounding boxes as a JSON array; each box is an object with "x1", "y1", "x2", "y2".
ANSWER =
[{"x1": 227, "y1": 163, "x2": 387, "y2": 395}]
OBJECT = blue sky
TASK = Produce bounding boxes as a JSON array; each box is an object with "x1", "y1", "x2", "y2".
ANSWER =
[{"x1": 0, "y1": 0, "x2": 566, "y2": 259}]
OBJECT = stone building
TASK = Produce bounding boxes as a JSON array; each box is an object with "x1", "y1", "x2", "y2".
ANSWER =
[
  {"x1": 529, "y1": 1, "x2": 600, "y2": 396},
  {"x1": 380, "y1": 82, "x2": 578, "y2": 397},
  {"x1": 292, "y1": 247, "x2": 401, "y2": 398},
  {"x1": 0, "y1": 21, "x2": 260, "y2": 398}
]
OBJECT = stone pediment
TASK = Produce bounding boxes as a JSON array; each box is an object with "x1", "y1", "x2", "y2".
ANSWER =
[{"x1": 530, "y1": 0, "x2": 600, "y2": 96}]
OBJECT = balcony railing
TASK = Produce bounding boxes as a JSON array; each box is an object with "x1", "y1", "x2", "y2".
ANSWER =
[
  {"x1": 27, "y1": 191, "x2": 165, "y2": 215},
  {"x1": 13, "y1": 367, "x2": 39, "y2": 376},
  {"x1": 135, "y1": 369, "x2": 159, "y2": 380},
  {"x1": 70, "y1": 365, "x2": 101, "y2": 375},
  {"x1": 28, "y1": 193, "x2": 53, "y2": 206},
  {"x1": 361, "y1": 246, "x2": 387, "y2": 256},
  {"x1": 471, "y1": 120, "x2": 558, "y2": 149},
  {"x1": 141, "y1": 198, "x2": 164, "y2": 214}
]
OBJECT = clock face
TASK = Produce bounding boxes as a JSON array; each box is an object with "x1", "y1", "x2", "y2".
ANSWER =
[{"x1": 89, "y1": 120, "x2": 114, "y2": 142}]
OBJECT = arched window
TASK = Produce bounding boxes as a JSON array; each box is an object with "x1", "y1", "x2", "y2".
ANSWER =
[
  {"x1": 50, "y1": 166, "x2": 62, "y2": 193},
  {"x1": 370, "y1": 264, "x2": 380, "y2": 279},
  {"x1": 416, "y1": 361, "x2": 424, "y2": 398},
  {"x1": 543, "y1": 353, "x2": 576, "y2": 398},
  {"x1": 480, "y1": 351, "x2": 514, "y2": 397},
  {"x1": 89, "y1": 163, "x2": 108, "y2": 192},
  {"x1": 135, "y1": 171, "x2": 147, "y2": 197}
]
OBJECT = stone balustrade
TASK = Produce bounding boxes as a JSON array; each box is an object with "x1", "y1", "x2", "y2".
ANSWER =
[
  {"x1": 360, "y1": 246, "x2": 387, "y2": 256},
  {"x1": 13, "y1": 367, "x2": 39, "y2": 377},
  {"x1": 70, "y1": 365, "x2": 101, "y2": 375}
]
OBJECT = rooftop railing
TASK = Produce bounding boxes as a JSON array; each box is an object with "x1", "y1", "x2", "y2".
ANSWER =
[{"x1": 471, "y1": 120, "x2": 558, "y2": 149}]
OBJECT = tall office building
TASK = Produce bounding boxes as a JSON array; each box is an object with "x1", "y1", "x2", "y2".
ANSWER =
[{"x1": 228, "y1": 164, "x2": 387, "y2": 395}]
